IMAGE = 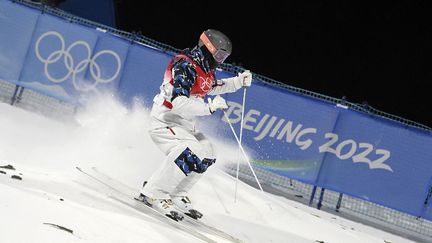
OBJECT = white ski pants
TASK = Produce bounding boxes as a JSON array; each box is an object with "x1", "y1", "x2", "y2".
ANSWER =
[{"x1": 141, "y1": 124, "x2": 215, "y2": 199}]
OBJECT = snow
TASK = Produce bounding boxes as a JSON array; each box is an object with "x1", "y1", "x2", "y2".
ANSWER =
[{"x1": 0, "y1": 96, "x2": 416, "y2": 243}]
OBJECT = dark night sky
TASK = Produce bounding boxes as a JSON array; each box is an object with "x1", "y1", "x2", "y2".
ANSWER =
[{"x1": 116, "y1": 1, "x2": 432, "y2": 128}]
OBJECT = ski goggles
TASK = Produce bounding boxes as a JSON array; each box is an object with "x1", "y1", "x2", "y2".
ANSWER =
[
  {"x1": 200, "y1": 33, "x2": 230, "y2": 63},
  {"x1": 212, "y1": 49, "x2": 230, "y2": 63}
]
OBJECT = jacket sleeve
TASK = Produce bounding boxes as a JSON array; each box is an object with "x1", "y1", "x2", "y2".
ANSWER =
[
  {"x1": 170, "y1": 58, "x2": 211, "y2": 116},
  {"x1": 207, "y1": 76, "x2": 242, "y2": 96}
]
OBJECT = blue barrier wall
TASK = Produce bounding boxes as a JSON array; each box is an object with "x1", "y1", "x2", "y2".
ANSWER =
[{"x1": 1, "y1": 0, "x2": 432, "y2": 219}]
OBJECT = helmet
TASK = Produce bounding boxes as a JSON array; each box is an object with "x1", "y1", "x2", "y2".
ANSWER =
[{"x1": 199, "y1": 29, "x2": 232, "y2": 64}]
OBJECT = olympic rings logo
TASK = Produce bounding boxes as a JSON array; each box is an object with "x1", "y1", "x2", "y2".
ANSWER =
[{"x1": 35, "y1": 31, "x2": 121, "y2": 92}]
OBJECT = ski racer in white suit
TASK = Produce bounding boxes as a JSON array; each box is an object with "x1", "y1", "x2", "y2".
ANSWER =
[{"x1": 139, "y1": 29, "x2": 252, "y2": 219}]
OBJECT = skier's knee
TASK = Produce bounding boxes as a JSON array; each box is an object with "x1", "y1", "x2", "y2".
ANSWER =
[{"x1": 174, "y1": 147, "x2": 216, "y2": 176}]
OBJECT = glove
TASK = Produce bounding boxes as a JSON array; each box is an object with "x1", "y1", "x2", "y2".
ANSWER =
[
  {"x1": 238, "y1": 70, "x2": 252, "y2": 87},
  {"x1": 207, "y1": 95, "x2": 228, "y2": 113}
]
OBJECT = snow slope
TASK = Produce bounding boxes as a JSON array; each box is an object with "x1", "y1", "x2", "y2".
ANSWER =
[{"x1": 0, "y1": 96, "x2": 416, "y2": 243}]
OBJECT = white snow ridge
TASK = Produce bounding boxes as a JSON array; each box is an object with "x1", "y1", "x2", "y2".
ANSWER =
[{"x1": 0, "y1": 96, "x2": 415, "y2": 243}]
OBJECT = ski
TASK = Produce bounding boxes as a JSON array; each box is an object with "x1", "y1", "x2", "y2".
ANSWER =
[
  {"x1": 89, "y1": 167, "x2": 244, "y2": 243},
  {"x1": 181, "y1": 214, "x2": 243, "y2": 243},
  {"x1": 75, "y1": 167, "x2": 216, "y2": 243}
]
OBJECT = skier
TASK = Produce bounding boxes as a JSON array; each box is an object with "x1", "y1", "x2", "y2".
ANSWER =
[{"x1": 138, "y1": 29, "x2": 252, "y2": 220}]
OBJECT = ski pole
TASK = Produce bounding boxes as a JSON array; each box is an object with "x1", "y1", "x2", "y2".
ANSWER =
[
  {"x1": 223, "y1": 111, "x2": 264, "y2": 194},
  {"x1": 234, "y1": 86, "x2": 247, "y2": 202}
]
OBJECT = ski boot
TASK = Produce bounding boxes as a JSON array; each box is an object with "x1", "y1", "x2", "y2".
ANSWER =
[
  {"x1": 171, "y1": 195, "x2": 203, "y2": 220},
  {"x1": 136, "y1": 183, "x2": 184, "y2": 222}
]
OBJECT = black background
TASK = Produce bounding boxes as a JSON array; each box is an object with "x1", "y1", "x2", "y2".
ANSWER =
[{"x1": 115, "y1": 1, "x2": 432, "y2": 128}]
